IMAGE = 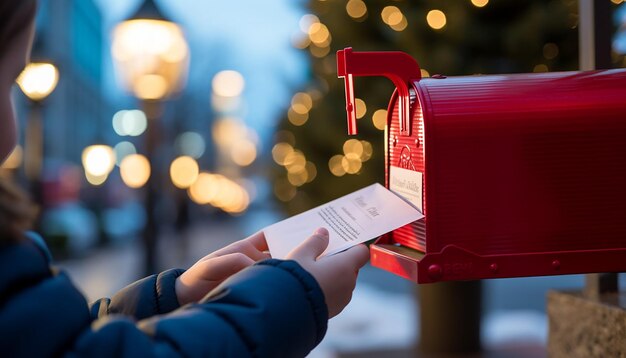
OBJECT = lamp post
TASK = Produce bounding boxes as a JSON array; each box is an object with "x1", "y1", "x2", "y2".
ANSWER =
[
  {"x1": 16, "y1": 62, "x2": 60, "y2": 206},
  {"x1": 112, "y1": 0, "x2": 189, "y2": 275}
]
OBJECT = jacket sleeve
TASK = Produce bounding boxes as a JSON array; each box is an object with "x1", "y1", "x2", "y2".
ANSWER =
[
  {"x1": 89, "y1": 268, "x2": 185, "y2": 320},
  {"x1": 69, "y1": 259, "x2": 328, "y2": 358}
]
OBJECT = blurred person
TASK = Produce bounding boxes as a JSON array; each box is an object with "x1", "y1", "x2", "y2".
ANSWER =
[{"x1": 0, "y1": 1, "x2": 369, "y2": 357}]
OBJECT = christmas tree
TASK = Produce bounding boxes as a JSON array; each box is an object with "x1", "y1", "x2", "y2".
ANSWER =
[{"x1": 272, "y1": 0, "x2": 622, "y2": 215}]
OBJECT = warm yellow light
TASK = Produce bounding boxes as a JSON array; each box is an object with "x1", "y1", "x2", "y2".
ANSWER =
[
  {"x1": 82, "y1": 145, "x2": 116, "y2": 177},
  {"x1": 421, "y1": 69, "x2": 430, "y2": 78},
  {"x1": 361, "y1": 140, "x2": 373, "y2": 162},
  {"x1": 346, "y1": 0, "x2": 367, "y2": 19},
  {"x1": 305, "y1": 161, "x2": 317, "y2": 183},
  {"x1": 284, "y1": 150, "x2": 306, "y2": 173},
  {"x1": 343, "y1": 139, "x2": 364, "y2": 158},
  {"x1": 112, "y1": 19, "x2": 189, "y2": 99},
  {"x1": 342, "y1": 153, "x2": 362, "y2": 174},
  {"x1": 114, "y1": 141, "x2": 137, "y2": 166},
  {"x1": 287, "y1": 169, "x2": 308, "y2": 187},
  {"x1": 329, "y1": 155, "x2": 346, "y2": 177},
  {"x1": 212, "y1": 118, "x2": 246, "y2": 147},
  {"x1": 390, "y1": 16, "x2": 408, "y2": 32},
  {"x1": 230, "y1": 140, "x2": 257, "y2": 166},
  {"x1": 120, "y1": 154, "x2": 150, "y2": 188},
  {"x1": 308, "y1": 23, "x2": 331, "y2": 46},
  {"x1": 1, "y1": 145, "x2": 23, "y2": 169},
  {"x1": 188, "y1": 172, "x2": 218, "y2": 204},
  {"x1": 533, "y1": 64, "x2": 549, "y2": 73},
  {"x1": 381, "y1": 6, "x2": 400, "y2": 24},
  {"x1": 133, "y1": 74, "x2": 168, "y2": 100},
  {"x1": 16, "y1": 63, "x2": 59, "y2": 101},
  {"x1": 372, "y1": 109, "x2": 387, "y2": 130},
  {"x1": 310, "y1": 45, "x2": 331, "y2": 58},
  {"x1": 170, "y1": 156, "x2": 199, "y2": 189},
  {"x1": 291, "y1": 92, "x2": 313, "y2": 113},
  {"x1": 355, "y1": 98, "x2": 367, "y2": 119},
  {"x1": 86, "y1": 172, "x2": 108, "y2": 186},
  {"x1": 288, "y1": 108, "x2": 309, "y2": 126},
  {"x1": 427, "y1": 10, "x2": 447, "y2": 30},
  {"x1": 212, "y1": 70, "x2": 245, "y2": 97},
  {"x1": 274, "y1": 178, "x2": 296, "y2": 202},
  {"x1": 272, "y1": 143, "x2": 294, "y2": 165},
  {"x1": 471, "y1": 0, "x2": 489, "y2": 7}
]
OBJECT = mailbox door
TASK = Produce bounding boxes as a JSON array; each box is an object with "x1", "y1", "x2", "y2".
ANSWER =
[{"x1": 385, "y1": 85, "x2": 427, "y2": 253}]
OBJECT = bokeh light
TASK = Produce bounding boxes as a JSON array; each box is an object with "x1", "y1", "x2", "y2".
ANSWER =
[
  {"x1": 120, "y1": 154, "x2": 150, "y2": 188},
  {"x1": 114, "y1": 141, "x2": 137, "y2": 166},
  {"x1": 299, "y1": 14, "x2": 320, "y2": 33},
  {"x1": 16, "y1": 63, "x2": 59, "y2": 101},
  {"x1": 112, "y1": 109, "x2": 147, "y2": 136},
  {"x1": 372, "y1": 109, "x2": 387, "y2": 130},
  {"x1": 272, "y1": 142, "x2": 295, "y2": 165},
  {"x1": 82, "y1": 145, "x2": 116, "y2": 178},
  {"x1": 427, "y1": 10, "x2": 447, "y2": 30},
  {"x1": 133, "y1": 74, "x2": 168, "y2": 100},
  {"x1": 471, "y1": 0, "x2": 489, "y2": 7},
  {"x1": 355, "y1": 98, "x2": 367, "y2": 119},
  {"x1": 346, "y1": 0, "x2": 367, "y2": 20},
  {"x1": 230, "y1": 139, "x2": 257, "y2": 166},
  {"x1": 170, "y1": 156, "x2": 199, "y2": 189},
  {"x1": 187, "y1": 172, "x2": 250, "y2": 214},
  {"x1": 212, "y1": 70, "x2": 245, "y2": 97},
  {"x1": 175, "y1": 132, "x2": 206, "y2": 158},
  {"x1": 274, "y1": 178, "x2": 297, "y2": 202},
  {"x1": 329, "y1": 154, "x2": 347, "y2": 176},
  {"x1": 342, "y1": 153, "x2": 362, "y2": 174}
]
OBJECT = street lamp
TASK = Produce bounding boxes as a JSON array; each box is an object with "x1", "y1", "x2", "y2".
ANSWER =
[
  {"x1": 112, "y1": 0, "x2": 189, "y2": 274},
  {"x1": 16, "y1": 62, "x2": 59, "y2": 204}
]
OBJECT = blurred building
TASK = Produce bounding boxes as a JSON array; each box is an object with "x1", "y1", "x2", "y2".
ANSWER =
[{"x1": 15, "y1": 0, "x2": 113, "y2": 166}]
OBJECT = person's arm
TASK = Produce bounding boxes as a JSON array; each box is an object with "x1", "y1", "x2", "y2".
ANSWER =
[
  {"x1": 89, "y1": 268, "x2": 185, "y2": 320},
  {"x1": 72, "y1": 259, "x2": 328, "y2": 357},
  {"x1": 90, "y1": 231, "x2": 270, "y2": 320}
]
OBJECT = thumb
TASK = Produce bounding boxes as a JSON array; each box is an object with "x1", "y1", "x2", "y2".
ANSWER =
[{"x1": 287, "y1": 227, "x2": 330, "y2": 261}]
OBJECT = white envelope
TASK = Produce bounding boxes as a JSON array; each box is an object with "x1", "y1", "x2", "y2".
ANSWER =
[{"x1": 264, "y1": 183, "x2": 424, "y2": 259}]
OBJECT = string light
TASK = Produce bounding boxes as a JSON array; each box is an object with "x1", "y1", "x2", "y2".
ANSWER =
[
  {"x1": 471, "y1": 0, "x2": 489, "y2": 8},
  {"x1": 346, "y1": 0, "x2": 367, "y2": 20},
  {"x1": 355, "y1": 98, "x2": 367, "y2": 119},
  {"x1": 372, "y1": 109, "x2": 387, "y2": 130},
  {"x1": 427, "y1": 10, "x2": 447, "y2": 30}
]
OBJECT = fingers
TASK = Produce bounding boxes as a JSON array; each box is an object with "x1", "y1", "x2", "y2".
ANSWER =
[
  {"x1": 243, "y1": 231, "x2": 269, "y2": 252},
  {"x1": 287, "y1": 227, "x2": 330, "y2": 261},
  {"x1": 197, "y1": 252, "x2": 256, "y2": 281},
  {"x1": 341, "y1": 244, "x2": 370, "y2": 269},
  {"x1": 204, "y1": 231, "x2": 270, "y2": 262}
]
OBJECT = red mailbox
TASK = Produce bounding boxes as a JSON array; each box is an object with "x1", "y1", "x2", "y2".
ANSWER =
[{"x1": 337, "y1": 47, "x2": 626, "y2": 283}]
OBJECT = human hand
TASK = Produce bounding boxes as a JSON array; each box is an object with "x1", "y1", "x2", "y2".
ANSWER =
[
  {"x1": 175, "y1": 231, "x2": 270, "y2": 305},
  {"x1": 286, "y1": 227, "x2": 370, "y2": 318}
]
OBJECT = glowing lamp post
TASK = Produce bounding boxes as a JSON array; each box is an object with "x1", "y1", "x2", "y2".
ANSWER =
[
  {"x1": 112, "y1": 0, "x2": 189, "y2": 274},
  {"x1": 16, "y1": 62, "x2": 59, "y2": 204}
]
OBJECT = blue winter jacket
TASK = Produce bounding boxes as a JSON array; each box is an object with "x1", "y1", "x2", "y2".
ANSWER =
[{"x1": 0, "y1": 234, "x2": 328, "y2": 357}]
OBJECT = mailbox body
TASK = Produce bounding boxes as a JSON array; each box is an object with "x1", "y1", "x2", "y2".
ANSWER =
[{"x1": 366, "y1": 68, "x2": 626, "y2": 283}]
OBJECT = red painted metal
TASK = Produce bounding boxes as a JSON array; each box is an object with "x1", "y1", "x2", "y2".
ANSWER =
[{"x1": 337, "y1": 48, "x2": 626, "y2": 283}]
